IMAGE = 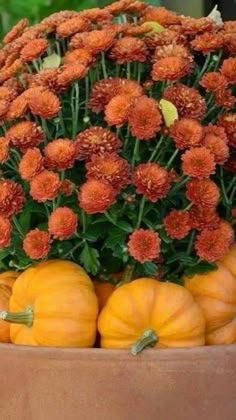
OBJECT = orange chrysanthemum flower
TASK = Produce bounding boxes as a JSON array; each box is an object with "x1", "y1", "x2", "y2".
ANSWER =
[
  {"x1": 127, "y1": 228, "x2": 161, "y2": 263},
  {"x1": 128, "y1": 96, "x2": 162, "y2": 140},
  {"x1": 189, "y1": 206, "x2": 220, "y2": 231},
  {"x1": 0, "y1": 86, "x2": 16, "y2": 101},
  {"x1": 0, "y1": 98, "x2": 10, "y2": 120},
  {"x1": 123, "y1": 23, "x2": 153, "y2": 37},
  {"x1": 3, "y1": 18, "x2": 28, "y2": 44},
  {"x1": 6, "y1": 94, "x2": 28, "y2": 120},
  {"x1": 200, "y1": 72, "x2": 227, "y2": 92},
  {"x1": 153, "y1": 44, "x2": 191, "y2": 61},
  {"x1": 105, "y1": 94, "x2": 133, "y2": 127},
  {"x1": 57, "y1": 64, "x2": 88, "y2": 87},
  {"x1": 191, "y1": 33, "x2": 223, "y2": 53},
  {"x1": 218, "y1": 113, "x2": 236, "y2": 148},
  {"x1": 163, "y1": 84, "x2": 206, "y2": 119},
  {"x1": 180, "y1": 17, "x2": 213, "y2": 35},
  {"x1": 204, "y1": 124, "x2": 228, "y2": 144},
  {"x1": 80, "y1": 7, "x2": 112, "y2": 25},
  {"x1": 204, "y1": 134, "x2": 229, "y2": 164},
  {"x1": 56, "y1": 16, "x2": 90, "y2": 38},
  {"x1": 217, "y1": 219, "x2": 235, "y2": 247},
  {"x1": 215, "y1": 87, "x2": 236, "y2": 109},
  {"x1": 220, "y1": 57, "x2": 236, "y2": 83},
  {"x1": 145, "y1": 29, "x2": 186, "y2": 50},
  {"x1": 23, "y1": 228, "x2": 51, "y2": 260},
  {"x1": 119, "y1": 78, "x2": 144, "y2": 98},
  {"x1": 48, "y1": 207, "x2": 78, "y2": 240},
  {"x1": 223, "y1": 33, "x2": 236, "y2": 53},
  {"x1": 63, "y1": 49, "x2": 94, "y2": 67},
  {"x1": 151, "y1": 56, "x2": 192, "y2": 82},
  {"x1": 88, "y1": 78, "x2": 121, "y2": 113},
  {"x1": 0, "y1": 179, "x2": 25, "y2": 218},
  {"x1": 30, "y1": 170, "x2": 60, "y2": 202},
  {"x1": 78, "y1": 179, "x2": 116, "y2": 214},
  {"x1": 142, "y1": 6, "x2": 179, "y2": 26},
  {"x1": 164, "y1": 209, "x2": 191, "y2": 240},
  {"x1": 0, "y1": 59, "x2": 23, "y2": 84},
  {"x1": 106, "y1": 0, "x2": 145, "y2": 14},
  {"x1": 59, "y1": 179, "x2": 75, "y2": 196},
  {"x1": 195, "y1": 227, "x2": 231, "y2": 263},
  {"x1": 0, "y1": 137, "x2": 9, "y2": 163},
  {"x1": 19, "y1": 148, "x2": 44, "y2": 181},
  {"x1": 20, "y1": 38, "x2": 48, "y2": 62},
  {"x1": 28, "y1": 89, "x2": 60, "y2": 119},
  {"x1": 75, "y1": 127, "x2": 121, "y2": 160},
  {"x1": 186, "y1": 178, "x2": 220, "y2": 209},
  {"x1": 29, "y1": 69, "x2": 61, "y2": 93},
  {"x1": 169, "y1": 118, "x2": 203, "y2": 150},
  {"x1": 6, "y1": 121, "x2": 44, "y2": 153},
  {"x1": 181, "y1": 147, "x2": 215, "y2": 178},
  {"x1": 0, "y1": 216, "x2": 11, "y2": 248},
  {"x1": 86, "y1": 152, "x2": 130, "y2": 192},
  {"x1": 132, "y1": 162, "x2": 170, "y2": 202},
  {"x1": 223, "y1": 21, "x2": 236, "y2": 33},
  {"x1": 44, "y1": 138, "x2": 76, "y2": 171},
  {"x1": 82, "y1": 29, "x2": 116, "y2": 55},
  {"x1": 109, "y1": 36, "x2": 147, "y2": 64}
]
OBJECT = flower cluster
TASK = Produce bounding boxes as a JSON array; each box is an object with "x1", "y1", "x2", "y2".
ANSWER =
[{"x1": 0, "y1": 0, "x2": 235, "y2": 282}]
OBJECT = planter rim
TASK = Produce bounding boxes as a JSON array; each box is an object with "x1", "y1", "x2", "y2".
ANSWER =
[{"x1": 0, "y1": 343, "x2": 235, "y2": 361}]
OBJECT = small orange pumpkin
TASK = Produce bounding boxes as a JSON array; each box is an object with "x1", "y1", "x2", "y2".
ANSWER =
[
  {"x1": 98, "y1": 278, "x2": 205, "y2": 354},
  {"x1": 94, "y1": 281, "x2": 116, "y2": 311},
  {"x1": 184, "y1": 245, "x2": 236, "y2": 345},
  {"x1": 0, "y1": 260, "x2": 98, "y2": 347},
  {"x1": 0, "y1": 271, "x2": 19, "y2": 343}
]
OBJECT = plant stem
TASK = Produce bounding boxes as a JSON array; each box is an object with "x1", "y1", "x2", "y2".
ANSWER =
[
  {"x1": 136, "y1": 196, "x2": 146, "y2": 229},
  {"x1": 187, "y1": 231, "x2": 195, "y2": 256},
  {"x1": 64, "y1": 240, "x2": 84, "y2": 258},
  {"x1": 227, "y1": 176, "x2": 236, "y2": 194},
  {"x1": 166, "y1": 149, "x2": 179, "y2": 169},
  {"x1": 59, "y1": 110, "x2": 66, "y2": 137},
  {"x1": 0, "y1": 307, "x2": 33, "y2": 328},
  {"x1": 193, "y1": 53, "x2": 212, "y2": 87},
  {"x1": 84, "y1": 75, "x2": 89, "y2": 119},
  {"x1": 81, "y1": 210, "x2": 87, "y2": 233},
  {"x1": 170, "y1": 175, "x2": 190, "y2": 196},
  {"x1": 104, "y1": 211, "x2": 130, "y2": 232},
  {"x1": 131, "y1": 328, "x2": 158, "y2": 356},
  {"x1": 220, "y1": 166, "x2": 229, "y2": 205},
  {"x1": 12, "y1": 217, "x2": 24, "y2": 238},
  {"x1": 132, "y1": 139, "x2": 139, "y2": 168},
  {"x1": 126, "y1": 62, "x2": 131, "y2": 79},
  {"x1": 72, "y1": 82, "x2": 80, "y2": 138},
  {"x1": 101, "y1": 52, "x2": 108, "y2": 78},
  {"x1": 148, "y1": 135, "x2": 164, "y2": 162},
  {"x1": 119, "y1": 264, "x2": 135, "y2": 285}
]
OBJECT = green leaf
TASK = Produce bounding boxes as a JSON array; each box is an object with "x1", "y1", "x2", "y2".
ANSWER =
[
  {"x1": 184, "y1": 261, "x2": 217, "y2": 278},
  {"x1": 159, "y1": 99, "x2": 178, "y2": 128},
  {"x1": 142, "y1": 262, "x2": 158, "y2": 276},
  {"x1": 81, "y1": 224, "x2": 106, "y2": 242},
  {"x1": 0, "y1": 248, "x2": 10, "y2": 261},
  {"x1": 166, "y1": 252, "x2": 196, "y2": 266},
  {"x1": 114, "y1": 220, "x2": 133, "y2": 233},
  {"x1": 158, "y1": 228, "x2": 173, "y2": 244},
  {"x1": 42, "y1": 52, "x2": 61, "y2": 69},
  {"x1": 104, "y1": 227, "x2": 127, "y2": 250},
  {"x1": 79, "y1": 243, "x2": 100, "y2": 275}
]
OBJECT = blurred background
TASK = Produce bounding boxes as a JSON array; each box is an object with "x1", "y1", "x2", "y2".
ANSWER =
[{"x1": 0, "y1": 0, "x2": 235, "y2": 39}]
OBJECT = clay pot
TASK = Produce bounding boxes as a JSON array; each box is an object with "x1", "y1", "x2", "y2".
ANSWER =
[{"x1": 0, "y1": 343, "x2": 235, "y2": 420}]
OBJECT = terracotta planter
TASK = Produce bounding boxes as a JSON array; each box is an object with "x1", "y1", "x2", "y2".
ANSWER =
[{"x1": 0, "y1": 344, "x2": 235, "y2": 420}]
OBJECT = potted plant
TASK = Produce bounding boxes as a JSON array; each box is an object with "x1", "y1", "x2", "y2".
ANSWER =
[{"x1": 0, "y1": 1, "x2": 235, "y2": 419}]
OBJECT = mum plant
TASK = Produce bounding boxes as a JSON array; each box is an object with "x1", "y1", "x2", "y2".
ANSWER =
[{"x1": 0, "y1": 0, "x2": 235, "y2": 284}]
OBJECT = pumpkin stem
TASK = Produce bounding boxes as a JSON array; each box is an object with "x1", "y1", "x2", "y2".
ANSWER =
[
  {"x1": 0, "y1": 307, "x2": 33, "y2": 328},
  {"x1": 131, "y1": 328, "x2": 158, "y2": 356},
  {"x1": 118, "y1": 265, "x2": 135, "y2": 286}
]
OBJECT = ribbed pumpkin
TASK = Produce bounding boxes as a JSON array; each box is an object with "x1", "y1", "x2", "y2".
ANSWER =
[
  {"x1": 185, "y1": 245, "x2": 236, "y2": 345},
  {"x1": 0, "y1": 260, "x2": 98, "y2": 347},
  {"x1": 94, "y1": 281, "x2": 116, "y2": 312},
  {"x1": 0, "y1": 271, "x2": 19, "y2": 343},
  {"x1": 98, "y1": 278, "x2": 205, "y2": 354}
]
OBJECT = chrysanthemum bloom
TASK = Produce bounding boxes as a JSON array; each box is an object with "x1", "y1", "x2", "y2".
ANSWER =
[
  {"x1": 0, "y1": 59, "x2": 23, "y2": 84},
  {"x1": 30, "y1": 170, "x2": 60, "y2": 202},
  {"x1": 88, "y1": 78, "x2": 120, "y2": 113},
  {"x1": 0, "y1": 86, "x2": 16, "y2": 101},
  {"x1": 23, "y1": 228, "x2": 51, "y2": 260},
  {"x1": 109, "y1": 36, "x2": 147, "y2": 64},
  {"x1": 80, "y1": 7, "x2": 112, "y2": 25},
  {"x1": 186, "y1": 178, "x2": 220, "y2": 209},
  {"x1": 6, "y1": 121, "x2": 44, "y2": 152},
  {"x1": 223, "y1": 33, "x2": 236, "y2": 53},
  {"x1": 204, "y1": 123, "x2": 228, "y2": 144},
  {"x1": 75, "y1": 127, "x2": 121, "y2": 160},
  {"x1": 128, "y1": 96, "x2": 162, "y2": 140},
  {"x1": 200, "y1": 72, "x2": 227, "y2": 92},
  {"x1": 132, "y1": 162, "x2": 170, "y2": 202},
  {"x1": 151, "y1": 56, "x2": 192, "y2": 82},
  {"x1": 0, "y1": 179, "x2": 25, "y2": 218},
  {"x1": 28, "y1": 89, "x2": 60, "y2": 119},
  {"x1": 123, "y1": 23, "x2": 153, "y2": 37},
  {"x1": 59, "y1": 179, "x2": 75, "y2": 196},
  {"x1": 41, "y1": 10, "x2": 79, "y2": 29},
  {"x1": 29, "y1": 69, "x2": 62, "y2": 93},
  {"x1": 0, "y1": 216, "x2": 12, "y2": 248},
  {"x1": 0, "y1": 98, "x2": 9, "y2": 119},
  {"x1": 153, "y1": 44, "x2": 191, "y2": 61},
  {"x1": 189, "y1": 206, "x2": 220, "y2": 231},
  {"x1": 19, "y1": 148, "x2": 44, "y2": 181},
  {"x1": 44, "y1": 138, "x2": 76, "y2": 171},
  {"x1": 145, "y1": 29, "x2": 186, "y2": 50},
  {"x1": 78, "y1": 179, "x2": 116, "y2": 214},
  {"x1": 0, "y1": 137, "x2": 9, "y2": 163},
  {"x1": 48, "y1": 207, "x2": 78, "y2": 240},
  {"x1": 118, "y1": 78, "x2": 144, "y2": 98},
  {"x1": 217, "y1": 219, "x2": 235, "y2": 247},
  {"x1": 128, "y1": 228, "x2": 161, "y2": 263},
  {"x1": 163, "y1": 84, "x2": 206, "y2": 119},
  {"x1": 63, "y1": 49, "x2": 94, "y2": 67},
  {"x1": 218, "y1": 112, "x2": 236, "y2": 148},
  {"x1": 56, "y1": 16, "x2": 90, "y2": 38},
  {"x1": 195, "y1": 227, "x2": 231, "y2": 263},
  {"x1": 203, "y1": 133, "x2": 229, "y2": 164},
  {"x1": 181, "y1": 147, "x2": 216, "y2": 178},
  {"x1": 215, "y1": 87, "x2": 236, "y2": 109},
  {"x1": 20, "y1": 38, "x2": 48, "y2": 62},
  {"x1": 191, "y1": 33, "x2": 223, "y2": 53},
  {"x1": 142, "y1": 6, "x2": 179, "y2": 26},
  {"x1": 106, "y1": 0, "x2": 147, "y2": 14},
  {"x1": 57, "y1": 64, "x2": 88, "y2": 87},
  {"x1": 220, "y1": 57, "x2": 236, "y2": 83},
  {"x1": 3, "y1": 18, "x2": 28, "y2": 44},
  {"x1": 180, "y1": 16, "x2": 213, "y2": 35},
  {"x1": 86, "y1": 152, "x2": 130, "y2": 192},
  {"x1": 164, "y1": 210, "x2": 191, "y2": 240},
  {"x1": 82, "y1": 29, "x2": 116, "y2": 55},
  {"x1": 69, "y1": 32, "x2": 87, "y2": 49},
  {"x1": 169, "y1": 118, "x2": 203, "y2": 150},
  {"x1": 6, "y1": 94, "x2": 28, "y2": 120},
  {"x1": 105, "y1": 94, "x2": 133, "y2": 127}
]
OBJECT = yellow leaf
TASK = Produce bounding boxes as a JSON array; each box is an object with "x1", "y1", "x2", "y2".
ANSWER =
[
  {"x1": 143, "y1": 21, "x2": 165, "y2": 35},
  {"x1": 160, "y1": 99, "x2": 178, "y2": 128},
  {"x1": 41, "y1": 53, "x2": 61, "y2": 69}
]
